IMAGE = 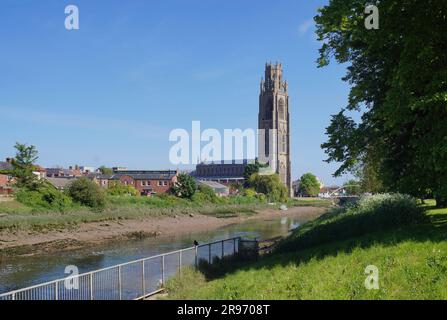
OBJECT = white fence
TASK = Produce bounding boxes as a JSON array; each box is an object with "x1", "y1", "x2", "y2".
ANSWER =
[{"x1": 0, "y1": 237, "x2": 242, "y2": 300}]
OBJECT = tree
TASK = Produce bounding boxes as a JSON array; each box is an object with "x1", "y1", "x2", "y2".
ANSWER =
[
  {"x1": 248, "y1": 173, "x2": 288, "y2": 202},
  {"x1": 243, "y1": 159, "x2": 268, "y2": 181},
  {"x1": 12, "y1": 142, "x2": 39, "y2": 189},
  {"x1": 171, "y1": 173, "x2": 196, "y2": 199},
  {"x1": 316, "y1": 0, "x2": 447, "y2": 207},
  {"x1": 343, "y1": 180, "x2": 362, "y2": 196},
  {"x1": 98, "y1": 166, "x2": 113, "y2": 175},
  {"x1": 67, "y1": 178, "x2": 106, "y2": 209},
  {"x1": 298, "y1": 173, "x2": 320, "y2": 197}
]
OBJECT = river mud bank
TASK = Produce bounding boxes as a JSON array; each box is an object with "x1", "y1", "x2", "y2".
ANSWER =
[{"x1": 0, "y1": 206, "x2": 326, "y2": 258}]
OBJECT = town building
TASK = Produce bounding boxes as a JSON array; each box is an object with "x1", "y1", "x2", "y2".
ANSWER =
[
  {"x1": 46, "y1": 166, "x2": 83, "y2": 178},
  {"x1": 197, "y1": 180, "x2": 230, "y2": 197},
  {"x1": 192, "y1": 160, "x2": 250, "y2": 185},
  {"x1": 46, "y1": 177, "x2": 77, "y2": 190},
  {"x1": 0, "y1": 159, "x2": 13, "y2": 196},
  {"x1": 258, "y1": 62, "x2": 292, "y2": 195},
  {"x1": 90, "y1": 170, "x2": 178, "y2": 196}
]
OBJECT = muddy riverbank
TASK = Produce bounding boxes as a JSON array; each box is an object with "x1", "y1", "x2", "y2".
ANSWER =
[{"x1": 0, "y1": 206, "x2": 326, "y2": 258}]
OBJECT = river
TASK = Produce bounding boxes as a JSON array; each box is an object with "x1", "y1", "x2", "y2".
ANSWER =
[{"x1": 0, "y1": 211, "x2": 316, "y2": 294}]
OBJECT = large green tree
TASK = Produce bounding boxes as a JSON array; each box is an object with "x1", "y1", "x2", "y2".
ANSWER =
[
  {"x1": 317, "y1": 0, "x2": 447, "y2": 206},
  {"x1": 12, "y1": 142, "x2": 39, "y2": 189},
  {"x1": 298, "y1": 173, "x2": 321, "y2": 197},
  {"x1": 171, "y1": 173, "x2": 197, "y2": 199}
]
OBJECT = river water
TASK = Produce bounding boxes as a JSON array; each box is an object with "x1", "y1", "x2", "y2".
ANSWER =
[{"x1": 0, "y1": 211, "x2": 316, "y2": 294}]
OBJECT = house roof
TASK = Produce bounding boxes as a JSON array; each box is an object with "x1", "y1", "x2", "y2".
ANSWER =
[
  {"x1": 122, "y1": 173, "x2": 177, "y2": 180},
  {"x1": 88, "y1": 173, "x2": 177, "y2": 180},
  {"x1": 0, "y1": 162, "x2": 13, "y2": 171},
  {"x1": 197, "y1": 180, "x2": 230, "y2": 193},
  {"x1": 45, "y1": 177, "x2": 77, "y2": 189}
]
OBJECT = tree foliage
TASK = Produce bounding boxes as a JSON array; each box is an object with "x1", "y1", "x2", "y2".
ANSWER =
[
  {"x1": 11, "y1": 142, "x2": 39, "y2": 189},
  {"x1": 343, "y1": 179, "x2": 362, "y2": 196},
  {"x1": 298, "y1": 173, "x2": 321, "y2": 197},
  {"x1": 243, "y1": 160, "x2": 268, "y2": 181},
  {"x1": 15, "y1": 181, "x2": 73, "y2": 211},
  {"x1": 98, "y1": 166, "x2": 113, "y2": 175},
  {"x1": 248, "y1": 173, "x2": 288, "y2": 202},
  {"x1": 317, "y1": 0, "x2": 447, "y2": 206},
  {"x1": 67, "y1": 178, "x2": 106, "y2": 209},
  {"x1": 171, "y1": 173, "x2": 197, "y2": 199}
]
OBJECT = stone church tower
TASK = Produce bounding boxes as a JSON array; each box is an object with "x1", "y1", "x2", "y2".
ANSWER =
[{"x1": 258, "y1": 62, "x2": 292, "y2": 195}]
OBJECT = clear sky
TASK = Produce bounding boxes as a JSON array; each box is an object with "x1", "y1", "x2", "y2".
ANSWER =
[{"x1": 0, "y1": 0, "x2": 353, "y2": 186}]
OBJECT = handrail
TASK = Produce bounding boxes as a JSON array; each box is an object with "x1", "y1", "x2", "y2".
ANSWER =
[{"x1": 0, "y1": 236, "x2": 242, "y2": 299}]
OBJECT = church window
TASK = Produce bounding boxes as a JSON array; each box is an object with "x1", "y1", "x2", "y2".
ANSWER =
[{"x1": 278, "y1": 99, "x2": 285, "y2": 120}]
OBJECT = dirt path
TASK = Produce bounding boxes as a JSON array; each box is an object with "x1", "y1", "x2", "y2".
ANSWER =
[{"x1": 0, "y1": 206, "x2": 326, "y2": 257}]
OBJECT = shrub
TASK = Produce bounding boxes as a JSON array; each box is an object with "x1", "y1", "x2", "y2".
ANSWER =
[
  {"x1": 107, "y1": 181, "x2": 139, "y2": 196},
  {"x1": 277, "y1": 193, "x2": 428, "y2": 253},
  {"x1": 196, "y1": 185, "x2": 218, "y2": 202},
  {"x1": 15, "y1": 184, "x2": 72, "y2": 211},
  {"x1": 67, "y1": 178, "x2": 106, "y2": 209},
  {"x1": 243, "y1": 188, "x2": 257, "y2": 198},
  {"x1": 171, "y1": 173, "x2": 196, "y2": 199},
  {"x1": 248, "y1": 173, "x2": 288, "y2": 202}
]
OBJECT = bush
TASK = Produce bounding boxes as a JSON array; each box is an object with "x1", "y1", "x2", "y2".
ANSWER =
[
  {"x1": 171, "y1": 173, "x2": 196, "y2": 199},
  {"x1": 248, "y1": 173, "x2": 288, "y2": 202},
  {"x1": 243, "y1": 188, "x2": 257, "y2": 198},
  {"x1": 15, "y1": 184, "x2": 72, "y2": 211},
  {"x1": 277, "y1": 193, "x2": 428, "y2": 253},
  {"x1": 107, "y1": 182, "x2": 139, "y2": 196},
  {"x1": 67, "y1": 178, "x2": 106, "y2": 209}
]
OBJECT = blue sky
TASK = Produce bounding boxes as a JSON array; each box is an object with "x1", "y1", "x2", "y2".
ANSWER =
[{"x1": 0, "y1": 0, "x2": 353, "y2": 186}]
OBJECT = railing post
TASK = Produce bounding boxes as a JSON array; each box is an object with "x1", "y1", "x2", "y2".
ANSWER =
[
  {"x1": 12, "y1": 293, "x2": 15, "y2": 301},
  {"x1": 118, "y1": 266, "x2": 122, "y2": 300},
  {"x1": 221, "y1": 240, "x2": 224, "y2": 259},
  {"x1": 142, "y1": 260, "x2": 145, "y2": 296},
  {"x1": 194, "y1": 246, "x2": 198, "y2": 268},
  {"x1": 55, "y1": 281, "x2": 58, "y2": 300},
  {"x1": 89, "y1": 273, "x2": 94, "y2": 300},
  {"x1": 178, "y1": 251, "x2": 182, "y2": 276},
  {"x1": 208, "y1": 244, "x2": 212, "y2": 264},
  {"x1": 161, "y1": 255, "x2": 165, "y2": 286},
  {"x1": 233, "y1": 238, "x2": 236, "y2": 255}
]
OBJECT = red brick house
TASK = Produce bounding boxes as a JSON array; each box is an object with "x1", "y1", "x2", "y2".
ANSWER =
[
  {"x1": 91, "y1": 170, "x2": 178, "y2": 196},
  {"x1": 0, "y1": 159, "x2": 13, "y2": 196}
]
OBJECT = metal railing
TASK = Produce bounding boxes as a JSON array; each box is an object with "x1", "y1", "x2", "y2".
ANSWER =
[{"x1": 0, "y1": 236, "x2": 242, "y2": 300}]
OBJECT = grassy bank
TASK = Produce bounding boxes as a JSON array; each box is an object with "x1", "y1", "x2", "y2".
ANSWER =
[
  {"x1": 0, "y1": 196, "x2": 331, "y2": 232},
  {"x1": 165, "y1": 196, "x2": 447, "y2": 300}
]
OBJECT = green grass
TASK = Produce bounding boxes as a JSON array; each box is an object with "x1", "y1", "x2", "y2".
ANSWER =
[
  {"x1": 165, "y1": 195, "x2": 447, "y2": 300},
  {"x1": 287, "y1": 198, "x2": 333, "y2": 208},
  {"x1": 0, "y1": 193, "x2": 331, "y2": 232}
]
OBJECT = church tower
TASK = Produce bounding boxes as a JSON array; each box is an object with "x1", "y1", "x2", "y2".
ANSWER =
[{"x1": 258, "y1": 62, "x2": 292, "y2": 195}]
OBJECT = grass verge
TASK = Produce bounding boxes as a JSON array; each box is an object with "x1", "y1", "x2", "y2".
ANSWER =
[{"x1": 164, "y1": 195, "x2": 447, "y2": 300}]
